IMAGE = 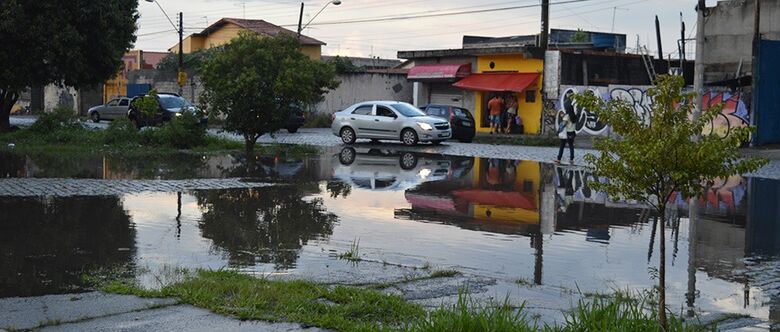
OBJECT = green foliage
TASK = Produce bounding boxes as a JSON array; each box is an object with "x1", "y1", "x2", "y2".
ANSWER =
[
  {"x1": 303, "y1": 112, "x2": 334, "y2": 128},
  {"x1": 574, "y1": 75, "x2": 766, "y2": 208},
  {"x1": 133, "y1": 89, "x2": 160, "y2": 119},
  {"x1": 199, "y1": 32, "x2": 339, "y2": 151},
  {"x1": 329, "y1": 56, "x2": 364, "y2": 74},
  {"x1": 154, "y1": 112, "x2": 207, "y2": 149},
  {"x1": 0, "y1": 0, "x2": 138, "y2": 130},
  {"x1": 156, "y1": 48, "x2": 216, "y2": 74},
  {"x1": 28, "y1": 107, "x2": 80, "y2": 134},
  {"x1": 103, "y1": 117, "x2": 139, "y2": 146},
  {"x1": 572, "y1": 29, "x2": 590, "y2": 43}
]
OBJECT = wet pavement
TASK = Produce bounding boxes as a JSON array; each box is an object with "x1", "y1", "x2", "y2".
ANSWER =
[{"x1": 2, "y1": 124, "x2": 780, "y2": 330}]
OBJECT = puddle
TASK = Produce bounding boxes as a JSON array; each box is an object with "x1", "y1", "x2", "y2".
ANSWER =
[{"x1": 0, "y1": 147, "x2": 778, "y2": 324}]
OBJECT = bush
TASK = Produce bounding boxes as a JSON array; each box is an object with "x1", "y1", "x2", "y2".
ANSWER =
[
  {"x1": 29, "y1": 107, "x2": 81, "y2": 134},
  {"x1": 150, "y1": 112, "x2": 206, "y2": 149},
  {"x1": 103, "y1": 118, "x2": 139, "y2": 146},
  {"x1": 303, "y1": 112, "x2": 333, "y2": 128}
]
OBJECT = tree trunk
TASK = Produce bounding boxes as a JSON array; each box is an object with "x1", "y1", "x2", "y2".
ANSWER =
[
  {"x1": 659, "y1": 204, "x2": 668, "y2": 329},
  {"x1": 244, "y1": 137, "x2": 256, "y2": 155},
  {"x1": 0, "y1": 88, "x2": 19, "y2": 132}
]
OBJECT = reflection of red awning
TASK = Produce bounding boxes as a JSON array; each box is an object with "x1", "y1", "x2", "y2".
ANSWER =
[
  {"x1": 405, "y1": 193, "x2": 457, "y2": 212},
  {"x1": 407, "y1": 64, "x2": 471, "y2": 80},
  {"x1": 453, "y1": 189, "x2": 537, "y2": 211},
  {"x1": 453, "y1": 73, "x2": 540, "y2": 92}
]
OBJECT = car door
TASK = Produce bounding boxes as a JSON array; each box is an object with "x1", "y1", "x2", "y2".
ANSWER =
[
  {"x1": 349, "y1": 104, "x2": 375, "y2": 137},
  {"x1": 101, "y1": 99, "x2": 119, "y2": 116},
  {"x1": 372, "y1": 105, "x2": 401, "y2": 138},
  {"x1": 108, "y1": 98, "x2": 129, "y2": 119}
]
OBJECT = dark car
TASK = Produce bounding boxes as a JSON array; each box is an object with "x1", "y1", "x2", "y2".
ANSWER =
[
  {"x1": 128, "y1": 93, "x2": 207, "y2": 128},
  {"x1": 419, "y1": 104, "x2": 476, "y2": 143},
  {"x1": 286, "y1": 106, "x2": 305, "y2": 133}
]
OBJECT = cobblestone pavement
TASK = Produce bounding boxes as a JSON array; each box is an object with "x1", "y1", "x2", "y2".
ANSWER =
[
  {"x1": 212, "y1": 128, "x2": 780, "y2": 180},
  {"x1": 0, "y1": 178, "x2": 272, "y2": 197}
]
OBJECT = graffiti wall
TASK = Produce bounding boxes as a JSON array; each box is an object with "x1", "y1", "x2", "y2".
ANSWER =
[{"x1": 550, "y1": 85, "x2": 750, "y2": 138}]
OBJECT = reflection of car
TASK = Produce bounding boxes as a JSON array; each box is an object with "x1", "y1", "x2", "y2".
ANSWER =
[
  {"x1": 128, "y1": 93, "x2": 207, "y2": 128},
  {"x1": 332, "y1": 147, "x2": 468, "y2": 191},
  {"x1": 419, "y1": 104, "x2": 476, "y2": 143},
  {"x1": 331, "y1": 101, "x2": 452, "y2": 146},
  {"x1": 88, "y1": 97, "x2": 131, "y2": 122}
]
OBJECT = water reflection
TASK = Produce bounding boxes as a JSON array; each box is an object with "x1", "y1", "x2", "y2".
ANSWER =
[
  {"x1": 195, "y1": 186, "x2": 337, "y2": 269},
  {"x1": 0, "y1": 196, "x2": 135, "y2": 297}
]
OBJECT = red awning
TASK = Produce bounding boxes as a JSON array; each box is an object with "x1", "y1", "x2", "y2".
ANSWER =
[
  {"x1": 453, "y1": 72, "x2": 540, "y2": 92},
  {"x1": 452, "y1": 190, "x2": 537, "y2": 211},
  {"x1": 407, "y1": 64, "x2": 471, "y2": 80}
]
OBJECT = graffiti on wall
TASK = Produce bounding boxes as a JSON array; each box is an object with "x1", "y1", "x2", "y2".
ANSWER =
[{"x1": 553, "y1": 86, "x2": 750, "y2": 138}]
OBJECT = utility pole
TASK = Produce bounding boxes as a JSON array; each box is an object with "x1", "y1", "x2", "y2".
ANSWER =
[
  {"x1": 178, "y1": 12, "x2": 184, "y2": 96},
  {"x1": 540, "y1": 0, "x2": 549, "y2": 49},
  {"x1": 693, "y1": 0, "x2": 706, "y2": 122},
  {"x1": 655, "y1": 15, "x2": 663, "y2": 59},
  {"x1": 297, "y1": 2, "x2": 304, "y2": 40}
]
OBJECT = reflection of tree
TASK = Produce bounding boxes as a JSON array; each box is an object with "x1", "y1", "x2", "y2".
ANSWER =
[
  {"x1": 195, "y1": 186, "x2": 337, "y2": 269},
  {"x1": 326, "y1": 180, "x2": 352, "y2": 198},
  {"x1": 0, "y1": 196, "x2": 135, "y2": 297}
]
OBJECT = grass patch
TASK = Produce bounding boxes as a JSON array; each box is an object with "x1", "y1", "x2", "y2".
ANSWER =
[
  {"x1": 515, "y1": 278, "x2": 533, "y2": 286},
  {"x1": 429, "y1": 270, "x2": 460, "y2": 278},
  {"x1": 101, "y1": 269, "x2": 424, "y2": 332},
  {"x1": 472, "y1": 134, "x2": 560, "y2": 147},
  {"x1": 409, "y1": 293, "x2": 535, "y2": 332}
]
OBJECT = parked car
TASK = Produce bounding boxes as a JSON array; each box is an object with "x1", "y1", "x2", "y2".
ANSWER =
[
  {"x1": 419, "y1": 104, "x2": 476, "y2": 143},
  {"x1": 128, "y1": 93, "x2": 207, "y2": 128},
  {"x1": 331, "y1": 101, "x2": 451, "y2": 146},
  {"x1": 88, "y1": 97, "x2": 131, "y2": 122},
  {"x1": 333, "y1": 147, "x2": 454, "y2": 191},
  {"x1": 286, "y1": 104, "x2": 305, "y2": 133}
]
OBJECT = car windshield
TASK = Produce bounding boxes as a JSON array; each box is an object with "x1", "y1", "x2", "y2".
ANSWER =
[
  {"x1": 158, "y1": 95, "x2": 190, "y2": 109},
  {"x1": 392, "y1": 103, "x2": 426, "y2": 117}
]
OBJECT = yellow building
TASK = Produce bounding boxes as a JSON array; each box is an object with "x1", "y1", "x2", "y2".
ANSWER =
[
  {"x1": 401, "y1": 47, "x2": 545, "y2": 135},
  {"x1": 104, "y1": 50, "x2": 169, "y2": 103},
  {"x1": 169, "y1": 18, "x2": 325, "y2": 60}
]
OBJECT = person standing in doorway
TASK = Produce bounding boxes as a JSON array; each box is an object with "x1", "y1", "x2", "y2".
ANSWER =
[
  {"x1": 505, "y1": 95, "x2": 517, "y2": 133},
  {"x1": 488, "y1": 94, "x2": 504, "y2": 134},
  {"x1": 555, "y1": 109, "x2": 577, "y2": 165}
]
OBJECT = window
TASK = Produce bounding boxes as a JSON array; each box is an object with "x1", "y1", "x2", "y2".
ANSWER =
[
  {"x1": 392, "y1": 103, "x2": 426, "y2": 117},
  {"x1": 106, "y1": 99, "x2": 119, "y2": 106},
  {"x1": 525, "y1": 90, "x2": 536, "y2": 103},
  {"x1": 376, "y1": 106, "x2": 397, "y2": 118},
  {"x1": 352, "y1": 105, "x2": 373, "y2": 115},
  {"x1": 453, "y1": 108, "x2": 472, "y2": 120},
  {"x1": 158, "y1": 95, "x2": 191, "y2": 109},
  {"x1": 427, "y1": 106, "x2": 447, "y2": 118},
  {"x1": 118, "y1": 99, "x2": 129, "y2": 106}
]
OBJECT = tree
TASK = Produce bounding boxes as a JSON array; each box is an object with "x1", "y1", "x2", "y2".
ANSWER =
[
  {"x1": 573, "y1": 75, "x2": 766, "y2": 329},
  {"x1": 328, "y1": 56, "x2": 364, "y2": 74},
  {"x1": 572, "y1": 29, "x2": 589, "y2": 43},
  {"x1": 0, "y1": 0, "x2": 138, "y2": 132},
  {"x1": 156, "y1": 48, "x2": 215, "y2": 74},
  {"x1": 199, "y1": 32, "x2": 339, "y2": 153}
]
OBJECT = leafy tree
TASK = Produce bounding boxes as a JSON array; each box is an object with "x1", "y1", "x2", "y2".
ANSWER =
[
  {"x1": 573, "y1": 75, "x2": 766, "y2": 329},
  {"x1": 328, "y1": 56, "x2": 364, "y2": 74},
  {"x1": 0, "y1": 0, "x2": 138, "y2": 132},
  {"x1": 572, "y1": 29, "x2": 589, "y2": 43},
  {"x1": 199, "y1": 32, "x2": 339, "y2": 153},
  {"x1": 156, "y1": 48, "x2": 215, "y2": 74}
]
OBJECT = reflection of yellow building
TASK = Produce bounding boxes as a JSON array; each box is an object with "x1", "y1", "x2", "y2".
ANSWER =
[
  {"x1": 469, "y1": 159, "x2": 541, "y2": 224},
  {"x1": 168, "y1": 18, "x2": 324, "y2": 60},
  {"x1": 471, "y1": 55, "x2": 544, "y2": 134}
]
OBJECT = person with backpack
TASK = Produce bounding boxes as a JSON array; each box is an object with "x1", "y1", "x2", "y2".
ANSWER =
[{"x1": 555, "y1": 109, "x2": 577, "y2": 165}]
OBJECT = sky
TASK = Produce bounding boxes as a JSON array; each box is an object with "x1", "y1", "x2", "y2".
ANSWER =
[{"x1": 135, "y1": 0, "x2": 716, "y2": 60}]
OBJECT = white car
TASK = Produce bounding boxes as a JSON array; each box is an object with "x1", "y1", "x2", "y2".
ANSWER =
[
  {"x1": 332, "y1": 147, "x2": 453, "y2": 191},
  {"x1": 87, "y1": 97, "x2": 131, "y2": 122},
  {"x1": 331, "y1": 101, "x2": 452, "y2": 146}
]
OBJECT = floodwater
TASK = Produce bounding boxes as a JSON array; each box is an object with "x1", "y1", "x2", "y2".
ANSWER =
[{"x1": 0, "y1": 147, "x2": 778, "y2": 324}]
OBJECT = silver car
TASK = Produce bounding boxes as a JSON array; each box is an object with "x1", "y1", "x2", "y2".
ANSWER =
[
  {"x1": 331, "y1": 101, "x2": 452, "y2": 146},
  {"x1": 87, "y1": 97, "x2": 131, "y2": 122}
]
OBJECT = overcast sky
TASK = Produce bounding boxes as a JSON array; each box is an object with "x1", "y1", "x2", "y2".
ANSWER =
[{"x1": 135, "y1": 0, "x2": 716, "y2": 59}]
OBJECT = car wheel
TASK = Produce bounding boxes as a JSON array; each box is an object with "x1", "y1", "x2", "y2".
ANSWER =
[
  {"x1": 401, "y1": 129, "x2": 418, "y2": 146},
  {"x1": 287, "y1": 127, "x2": 299, "y2": 133},
  {"x1": 399, "y1": 152, "x2": 418, "y2": 170},
  {"x1": 340, "y1": 127, "x2": 356, "y2": 144},
  {"x1": 339, "y1": 147, "x2": 356, "y2": 165},
  {"x1": 91, "y1": 112, "x2": 100, "y2": 123}
]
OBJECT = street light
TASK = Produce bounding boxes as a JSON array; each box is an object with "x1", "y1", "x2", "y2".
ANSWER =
[
  {"x1": 144, "y1": 0, "x2": 185, "y2": 94},
  {"x1": 297, "y1": 0, "x2": 342, "y2": 39}
]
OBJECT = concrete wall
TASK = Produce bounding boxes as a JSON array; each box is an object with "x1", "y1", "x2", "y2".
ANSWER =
[
  {"x1": 314, "y1": 72, "x2": 412, "y2": 113},
  {"x1": 129, "y1": 69, "x2": 411, "y2": 114},
  {"x1": 703, "y1": 0, "x2": 780, "y2": 83}
]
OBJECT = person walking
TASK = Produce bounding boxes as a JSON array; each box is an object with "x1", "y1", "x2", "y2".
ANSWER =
[
  {"x1": 488, "y1": 94, "x2": 504, "y2": 134},
  {"x1": 555, "y1": 109, "x2": 577, "y2": 165}
]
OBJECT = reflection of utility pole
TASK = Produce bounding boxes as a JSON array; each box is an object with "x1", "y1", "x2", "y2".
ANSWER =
[
  {"x1": 686, "y1": 203, "x2": 699, "y2": 317},
  {"x1": 533, "y1": 230, "x2": 543, "y2": 285},
  {"x1": 176, "y1": 192, "x2": 182, "y2": 240}
]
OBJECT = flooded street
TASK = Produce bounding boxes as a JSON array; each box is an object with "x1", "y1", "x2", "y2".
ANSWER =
[{"x1": 1, "y1": 147, "x2": 779, "y2": 326}]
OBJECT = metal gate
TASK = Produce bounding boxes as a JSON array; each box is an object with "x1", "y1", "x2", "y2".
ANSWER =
[{"x1": 754, "y1": 40, "x2": 780, "y2": 145}]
